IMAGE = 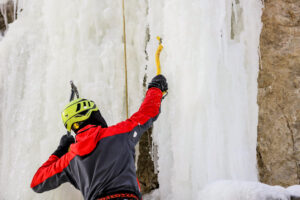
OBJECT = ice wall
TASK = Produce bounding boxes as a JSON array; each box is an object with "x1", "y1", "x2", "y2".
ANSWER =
[
  {"x1": 147, "y1": 0, "x2": 262, "y2": 199},
  {"x1": 0, "y1": 0, "x2": 148, "y2": 199},
  {"x1": 0, "y1": 0, "x2": 263, "y2": 199}
]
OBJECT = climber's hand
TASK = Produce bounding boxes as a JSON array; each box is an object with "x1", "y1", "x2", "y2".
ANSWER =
[
  {"x1": 52, "y1": 134, "x2": 75, "y2": 158},
  {"x1": 148, "y1": 74, "x2": 168, "y2": 92}
]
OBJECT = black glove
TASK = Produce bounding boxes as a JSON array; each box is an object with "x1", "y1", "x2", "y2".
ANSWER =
[
  {"x1": 52, "y1": 134, "x2": 75, "y2": 158},
  {"x1": 148, "y1": 74, "x2": 168, "y2": 92}
]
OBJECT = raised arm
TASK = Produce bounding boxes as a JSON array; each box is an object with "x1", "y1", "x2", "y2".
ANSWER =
[{"x1": 107, "y1": 75, "x2": 168, "y2": 145}]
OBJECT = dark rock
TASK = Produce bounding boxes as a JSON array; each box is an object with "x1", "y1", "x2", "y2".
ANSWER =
[
  {"x1": 136, "y1": 127, "x2": 159, "y2": 194},
  {"x1": 0, "y1": 1, "x2": 16, "y2": 34}
]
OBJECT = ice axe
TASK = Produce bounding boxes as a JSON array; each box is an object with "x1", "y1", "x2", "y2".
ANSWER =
[
  {"x1": 67, "y1": 81, "x2": 80, "y2": 136},
  {"x1": 155, "y1": 36, "x2": 168, "y2": 97},
  {"x1": 69, "y1": 80, "x2": 79, "y2": 102},
  {"x1": 155, "y1": 36, "x2": 163, "y2": 75}
]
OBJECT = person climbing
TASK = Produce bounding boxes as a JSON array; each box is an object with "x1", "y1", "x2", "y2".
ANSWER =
[{"x1": 30, "y1": 74, "x2": 168, "y2": 200}]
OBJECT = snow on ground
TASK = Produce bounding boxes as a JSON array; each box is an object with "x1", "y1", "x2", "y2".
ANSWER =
[
  {"x1": 197, "y1": 181, "x2": 299, "y2": 200},
  {"x1": 287, "y1": 185, "x2": 300, "y2": 197},
  {"x1": 143, "y1": 181, "x2": 300, "y2": 200}
]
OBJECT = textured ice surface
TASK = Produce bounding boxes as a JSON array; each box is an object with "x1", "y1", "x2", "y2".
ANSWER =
[
  {"x1": 0, "y1": 0, "x2": 147, "y2": 199},
  {"x1": 1, "y1": 0, "x2": 297, "y2": 200},
  {"x1": 148, "y1": 0, "x2": 263, "y2": 199}
]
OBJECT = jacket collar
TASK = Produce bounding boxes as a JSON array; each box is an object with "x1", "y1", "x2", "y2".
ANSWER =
[
  {"x1": 77, "y1": 124, "x2": 97, "y2": 134},
  {"x1": 71, "y1": 124, "x2": 102, "y2": 156}
]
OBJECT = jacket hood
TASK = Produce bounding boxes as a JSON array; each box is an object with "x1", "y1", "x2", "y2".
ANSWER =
[{"x1": 70, "y1": 125, "x2": 103, "y2": 156}]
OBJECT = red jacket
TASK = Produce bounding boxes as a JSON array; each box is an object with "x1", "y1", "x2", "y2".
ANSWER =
[{"x1": 31, "y1": 88, "x2": 163, "y2": 200}]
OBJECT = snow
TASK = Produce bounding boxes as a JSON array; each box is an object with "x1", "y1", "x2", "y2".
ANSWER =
[
  {"x1": 144, "y1": 182, "x2": 300, "y2": 200},
  {"x1": 0, "y1": 0, "x2": 299, "y2": 200},
  {"x1": 197, "y1": 181, "x2": 297, "y2": 200},
  {"x1": 287, "y1": 185, "x2": 300, "y2": 197}
]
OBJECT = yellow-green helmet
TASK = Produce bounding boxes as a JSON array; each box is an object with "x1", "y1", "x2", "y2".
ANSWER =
[{"x1": 62, "y1": 98, "x2": 99, "y2": 131}]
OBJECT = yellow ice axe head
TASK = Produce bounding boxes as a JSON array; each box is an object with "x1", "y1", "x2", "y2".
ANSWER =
[
  {"x1": 154, "y1": 36, "x2": 167, "y2": 96},
  {"x1": 155, "y1": 36, "x2": 163, "y2": 75}
]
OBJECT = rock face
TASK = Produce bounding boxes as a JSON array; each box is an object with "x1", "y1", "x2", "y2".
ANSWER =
[
  {"x1": 257, "y1": 0, "x2": 300, "y2": 186},
  {"x1": 0, "y1": 1, "x2": 15, "y2": 34},
  {"x1": 136, "y1": 127, "x2": 159, "y2": 194}
]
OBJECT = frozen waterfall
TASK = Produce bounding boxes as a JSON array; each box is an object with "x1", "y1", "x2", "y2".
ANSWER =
[{"x1": 1, "y1": 0, "x2": 295, "y2": 200}]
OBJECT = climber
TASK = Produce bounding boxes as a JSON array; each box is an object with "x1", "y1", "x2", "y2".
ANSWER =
[{"x1": 30, "y1": 74, "x2": 168, "y2": 200}]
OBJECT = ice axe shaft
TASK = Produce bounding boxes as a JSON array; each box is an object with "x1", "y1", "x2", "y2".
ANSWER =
[
  {"x1": 69, "y1": 81, "x2": 79, "y2": 101},
  {"x1": 67, "y1": 81, "x2": 80, "y2": 136},
  {"x1": 155, "y1": 36, "x2": 163, "y2": 75},
  {"x1": 155, "y1": 36, "x2": 167, "y2": 97}
]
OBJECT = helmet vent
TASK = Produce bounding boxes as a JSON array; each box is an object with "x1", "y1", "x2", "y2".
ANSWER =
[
  {"x1": 76, "y1": 103, "x2": 81, "y2": 112},
  {"x1": 79, "y1": 110, "x2": 88, "y2": 115},
  {"x1": 83, "y1": 102, "x2": 86, "y2": 107},
  {"x1": 88, "y1": 102, "x2": 91, "y2": 107}
]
